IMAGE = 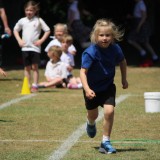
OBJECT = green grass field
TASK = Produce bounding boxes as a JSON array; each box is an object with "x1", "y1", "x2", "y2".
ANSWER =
[{"x1": 0, "y1": 66, "x2": 160, "y2": 160}]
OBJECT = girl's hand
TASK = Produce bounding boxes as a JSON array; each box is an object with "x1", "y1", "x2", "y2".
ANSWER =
[
  {"x1": 18, "y1": 40, "x2": 25, "y2": 47},
  {"x1": 86, "y1": 89, "x2": 96, "y2": 99},
  {"x1": 34, "y1": 40, "x2": 42, "y2": 46},
  {"x1": 122, "y1": 79, "x2": 128, "y2": 89},
  {"x1": 5, "y1": 27, "x2": 12, "y2": 36}
]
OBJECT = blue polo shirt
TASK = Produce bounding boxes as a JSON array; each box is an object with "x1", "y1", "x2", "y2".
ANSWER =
[{"x1": 81, "y1": 43, "x2": 125, "y2": 92}]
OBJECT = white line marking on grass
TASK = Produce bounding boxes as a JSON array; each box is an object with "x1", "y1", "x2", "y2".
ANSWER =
[
  {"x1": 48, "y1": 94, "x2": 131, "y2": 160},
  {"x1": 0, "y1": 94, "x2": 36, "y2": 110}
]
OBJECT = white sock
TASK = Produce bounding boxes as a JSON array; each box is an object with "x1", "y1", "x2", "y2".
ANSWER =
[
  {"x1": 102, "y1": 135, "x2": 110, "y2": 143},
  {"x1": 77, "y1": 83, "x2": 82, "y2": 88},
  {"x1": 87, "y1": 119, "x2": 95, "y2": 126},
  {"x1": 32, "y1": 83, "x2": 38, "y2": 88}
]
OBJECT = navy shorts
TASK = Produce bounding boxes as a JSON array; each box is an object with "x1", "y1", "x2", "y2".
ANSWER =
[
  {"x1": 22, "y1": 51, "x2": 40, "y2": 67},
  {"x1": 83, "y1": 84, "x2": 116, "y2": 110}
]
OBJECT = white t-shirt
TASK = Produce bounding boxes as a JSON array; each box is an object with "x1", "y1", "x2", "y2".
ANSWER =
[
  {"x1": 60, "y1": 52, "x2": 75, "y2": 67},
  {"x1": 60, "y1": 51, "x2": 75, "y2": 77},
  {"x1": 45, "y1": 60, "x2": 68, "y2": 79},
  {"x1": 14, "y1": 16, "x2": 50, "y2": 53},
  {"x1": 45, "y1": 38, "x2": 76, "y2": 54}
]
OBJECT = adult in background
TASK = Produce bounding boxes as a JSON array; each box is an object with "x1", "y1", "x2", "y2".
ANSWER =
[
  {"x1": 127, "y1": 0, "x2": 158, "y2": 66},
  {"x1": 67, "y1": 0, "x2": 92, "y2": 48},
  {"x1": 0, "y1": 0, "x2": 12, "y2": 66}
]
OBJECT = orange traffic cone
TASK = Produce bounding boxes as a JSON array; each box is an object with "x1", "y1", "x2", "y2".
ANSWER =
[{"x1": 21, "y1": 77, "x2": 31, "y2": 95}]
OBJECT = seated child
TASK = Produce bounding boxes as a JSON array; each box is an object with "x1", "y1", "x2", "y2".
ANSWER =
[
  {"x1": 45, "y1": 23, "x2": 76, "y2": 56},
  {"x1": 38, "y1": 46, "x2": 68, "y2": 88},
  {"x1": 61, "y1": 34, "x2": 82, "y2": 89}
]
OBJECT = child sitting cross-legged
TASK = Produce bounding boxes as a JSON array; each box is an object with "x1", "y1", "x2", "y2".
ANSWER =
[{"x1": 38, "y1": 45, "x2": 68, "y2": 88}]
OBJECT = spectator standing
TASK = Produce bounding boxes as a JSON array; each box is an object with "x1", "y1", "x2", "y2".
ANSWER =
[
  {"x1": 67, "y1": 0, "x2": 92, "y2": 48},
  {"x1": 127, "y1": 0, "x2": 158, "y2": 65},
  {"x1": 80, "y1": 19, "x2": 128, "y2": 154},
  {"x1": 13, "y1": 0, "x2": 50, "y2": 92},
  {"x1": 0, "y1": 0, "x2": 11, "y2": 66}
]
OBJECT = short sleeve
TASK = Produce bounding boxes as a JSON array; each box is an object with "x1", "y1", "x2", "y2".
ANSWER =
[
  {"x1": 115, "y1": 44, "x2": 125, "y2": 64},
  {"x1": 39, "y1": 18, "x2": 50, "y2": 32},
  {"x1": 14, "y1": 19, "x2": 23, "y2": 32},
  {"x1": 68, "y1": 44, "x2": 77, "y2": 53},
  {"x1": 81, "y1": 52, "x2": 93, "y2": 69}
]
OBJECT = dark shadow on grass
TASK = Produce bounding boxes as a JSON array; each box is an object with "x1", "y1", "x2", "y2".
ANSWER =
[
  {"x1": 38, "y1": 89, "x2": 60, "y2": 93},
  {"x1": 38, "y1": 87, "x2": 71, "y2": 92},
  {"x1": 116, "y1": 148, "x2": 146, "y2": 152},
  {"x1": 0, "y1": 119, "x2": 14, "y2": 122},
  {"x1": 0, "y1": 78, "x2": 22, "y2": 81},
  {"x1": 94, "y1": 146, "x2": 146, "y2": 153}
]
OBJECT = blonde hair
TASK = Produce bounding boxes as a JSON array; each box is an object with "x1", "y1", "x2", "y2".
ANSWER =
[
  {"x1": 48, "y1": 46, "x2": 62, "y2": 59},
  {"x1": 24, "y1": 0, "x2": 40, "y2": 16},
  {"x1": 90, "y1": 18, "x2": 124, "y2": 44},
  {"x1": 61, "y1": 34, "x2": 73, "y2": 45},
  {"x1": 54, "y1": 23, "x2": 68, "y2": 34}
]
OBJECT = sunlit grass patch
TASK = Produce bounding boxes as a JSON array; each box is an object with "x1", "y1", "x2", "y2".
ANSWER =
[{"x1": 0, "y1": 67, "x2": 160, "y2": 160}]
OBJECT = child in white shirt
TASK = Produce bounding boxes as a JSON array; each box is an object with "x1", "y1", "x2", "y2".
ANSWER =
[
  {"x1": 45, "y1": 23, "x2": 76, "y2": 56},
  {"x1": 61, "y1": 34, "x2": 82, "y2": 89},
  {"x1": 38, "y1": 45, "x2": 68, "y2": 88},
  {"x1": 13, "y1": 1, "x2": 50, "y2": 92}
]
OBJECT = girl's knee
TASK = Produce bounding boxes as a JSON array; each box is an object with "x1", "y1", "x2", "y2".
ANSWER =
[{"x1": 87, "y1": 111, "x2": 98, "y2": 120}]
